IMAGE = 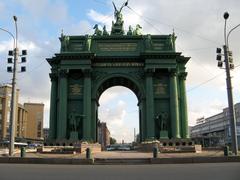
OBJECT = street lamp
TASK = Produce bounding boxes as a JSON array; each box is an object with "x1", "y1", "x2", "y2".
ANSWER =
[
  {"x1": 216, "y1": 12, "x2": 239, "y2": 155},
  {"x1": 0, "y1": 16, "x2": 27, "y2": 156},
  {"x1": 8, "y1": 15, "x2": 19, "y2": 157}
]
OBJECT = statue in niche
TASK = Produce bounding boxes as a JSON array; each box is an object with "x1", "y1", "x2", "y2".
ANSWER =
[
  {"x1": 133, "y1": 24, "x2": 142, "y2": 35},
  {"x1": 60, "y1": 30, "x2": 70, "y2": 52},
  {"x1": 127, "y1": 25, "x2": 133, "y2": 35},
  {"x1": 68, "y1": 111, "x2": 84, "y2": 140},
  {"x1": 156, "y1": 112, "x2": 168, "y2": 131},
  {"x1": 84, "y1": 35, "x2": 92, "y2": 51},
  {"x1": 170, "y1": 30, "x2": 176, "y2": 50},
  {"x1": 102, "y1": 25, "x2": 109, "y2": 36},
  {"x1": 144, "y1": 34, "x2": 153, "y2": 50},
  {"x1": 93, "y1": 24, "x2": 102, "y2": 36}
]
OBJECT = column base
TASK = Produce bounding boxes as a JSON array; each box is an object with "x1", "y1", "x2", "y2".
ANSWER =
[
  {"x1": 160, "y1": 130, "x2": 169, "y2": 139},
  {"x1": 69, "y1": 131, "x2": 79, "y2": 141}
]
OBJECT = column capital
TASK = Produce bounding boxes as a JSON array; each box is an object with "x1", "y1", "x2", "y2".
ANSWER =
[
  {"x1": 83, "y1": 69, "x2": 92, "y2": 77},
  {"x1": 169, "y1": 70, "x2": 177, "y2": 77},
  {"x1": 49, "y1": 73, "x2": 58, "y2": 81},
  {"x1": 59, "y1": 69, "x2": 68, "y2": 78},
  {"x1": 145, "y1": 68, "x2": 154, "y2": 76},
  {"x1": 179, "y1": 72, "x2": 188, "y2": 80}
]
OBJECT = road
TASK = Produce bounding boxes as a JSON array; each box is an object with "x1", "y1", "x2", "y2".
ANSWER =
[{"x1": 0, "y1": 163, "x2": 239, "y2": 180}]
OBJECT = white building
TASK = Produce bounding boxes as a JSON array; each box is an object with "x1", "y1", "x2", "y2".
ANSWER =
[{"x1": 191, "y1": 103, "x2": 240, "y2": 147}]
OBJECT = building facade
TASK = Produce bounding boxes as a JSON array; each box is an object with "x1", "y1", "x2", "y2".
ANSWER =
[
  {"x1": 16, "y1": 103, "x2": 28, "y2": 138},
  {"x1": 24, "y1": 103, "x2": 44, "y2": 140},
  {"x1": 0, "y1": 85, "x2": 44, "y2": 142},
  {"x1": 0, "y1": 85, "x2": 20, "y2": 140},
  {"x1": 43, "y1": 128, "x2": 49, "y2": 140},
  {"x1": 191, "y1": 103, "x2": 240, "y2": 148},
  {"x1": 98, "y1": 122, "x2": 110, "y2": 150}
]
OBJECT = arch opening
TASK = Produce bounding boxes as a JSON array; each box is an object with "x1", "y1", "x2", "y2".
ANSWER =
[
  {"x1": 98, "y1": 86, "x2": 139, "y2": 144},
  {"x1": 94, "y1": 76, "x2": 143, "y2": 148}
]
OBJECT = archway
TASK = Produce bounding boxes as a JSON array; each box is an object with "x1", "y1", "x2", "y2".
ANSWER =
[
  {"x1": 98, "y1": 86, "x2": 139, "y2": 144},
  {"x1": 93, "y1": 76, "x2": 144, "y2": 144}
]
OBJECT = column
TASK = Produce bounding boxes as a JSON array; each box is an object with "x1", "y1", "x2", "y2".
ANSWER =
[
  {"x1": 49, "y1": 73, "x2": 58, "y2": 140},
  {"x1": 145, "y1": 69, "x2": 155, "y2": 140},
  {"x1": 179, "y1": 72, "x2": 189, "y2": 138},
  {"x1": 91, "y1": 98, "x2": 98, "y2": 142},
  {"x1": 57, "y1": 70, "x2": 68, "y2": 140},
  {"x1": 83, "y1": 70, "x2": 92, "y2": 141},
  {"x1": 138, "y1": 99, "x2": 143, "y2": 142},
  {"x1": 170, "y1": 71, "x2": 180, "y2": 138}
]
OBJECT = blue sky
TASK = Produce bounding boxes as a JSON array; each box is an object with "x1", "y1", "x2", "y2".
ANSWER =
[{"x1": 1, "y1": 0, "x2": 240, "y2": 142}]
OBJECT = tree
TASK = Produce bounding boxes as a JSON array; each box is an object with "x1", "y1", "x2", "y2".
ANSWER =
[{"x1": 110, "y1": 137, "x2": 117, "y2": 144}]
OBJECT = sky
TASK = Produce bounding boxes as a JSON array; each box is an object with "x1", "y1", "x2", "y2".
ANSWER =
[{"x1": 0, "y1": 0, "x2": 240, "y2": 143}]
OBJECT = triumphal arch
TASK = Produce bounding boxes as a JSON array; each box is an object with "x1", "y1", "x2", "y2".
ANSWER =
[{"x1": 47, "y1": 2, "x2": 190, "y2": 145}]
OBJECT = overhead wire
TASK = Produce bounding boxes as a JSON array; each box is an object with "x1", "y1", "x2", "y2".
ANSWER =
[
  {"x1": 124, "y1": 5, "x2": 238, "y2": 93},
  {"x1": 187, "y1": 64, "x2": 240, "y2": 93},
  {"x1": 1, "y1": 1, "x2": 232, "y2": 94},
  {"x1": 126, "y1": 5, "x2": 220, "y2": 78}
]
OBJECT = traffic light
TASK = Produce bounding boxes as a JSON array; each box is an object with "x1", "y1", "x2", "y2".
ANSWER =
[
  {"x1": 228, "y1": 51, "x2": 233, "y2": 63},
  {"x1": 22, "y1": 50, "x2": 27, "y2": 55},
  {"x1": 21, "y1": 66, "x2": 26, "y2": 72},
  {"x1": 7, "y1": 48, "x2": 27, "y2": 73},
  {"x1": 21, "y1": 57, "x2": 26, "y2": 63},
  {"x1": 7, "y1": 66, "x2": 13, "y2": 72},
  {"x1": 228, "y1": 50, "x2": 234, "y2": 70},
  {"x1": 218, "y1": 61, "x2": 223, "y2": 68},
  {"x1": 8, "y1": 58, "x2": 13, "y2": 63},
  {"x1": 216, "y1": 54, "x2": 222, "y2": 61},
  {"x1": 8, "y1": 50, "x2": 13, "y2": 56},
  {"x1": 216, "y1": 47, "x2": 223, "y2": 68},
  {"x1": 216, "y1": 48, "x2": 222, "y2": 54}
]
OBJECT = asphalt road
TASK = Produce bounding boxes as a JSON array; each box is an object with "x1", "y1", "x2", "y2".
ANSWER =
[{"x1": 0, "y1": 163, "x2": 239, "y2": 180}]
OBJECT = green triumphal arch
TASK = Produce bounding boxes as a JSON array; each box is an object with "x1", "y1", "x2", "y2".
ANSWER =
[{"x1": 47, "y1": 3, "x2": 190, "y2": 145}]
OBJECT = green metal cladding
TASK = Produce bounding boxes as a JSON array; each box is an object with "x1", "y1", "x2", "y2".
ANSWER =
[{"x1": 46, "y1": 6, "x2": 190, "y2": 143}]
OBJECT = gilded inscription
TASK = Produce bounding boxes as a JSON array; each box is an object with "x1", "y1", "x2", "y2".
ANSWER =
[
  {"x1": 70, "y1": 43, "x2": 84, "y2": 51},
  {"x1": 153, "y1": 43, "x2": 164, "y2": 50},
  {"x1": 70, "y1": 84, "x2": 82, "y2": 95},
  {"x1": 98, "y1": 43, "x2": 137, "y2": 51},
  {"x1": 154, "y1": 83, "x2": 167, "y2": 95},
  {"x1": 93, "y1": 62, "x2": 144, "y2": 67}
]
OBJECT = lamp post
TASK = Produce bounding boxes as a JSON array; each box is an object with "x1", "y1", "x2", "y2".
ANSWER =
[
  {"x1": 0, "y1": 16, "x2": 22, "y2": 156},
  {"x1": 217, "y1": 12, "x2": 239, "y2": 155},
  {"x1": 8, "y1": 16, "x2": 18, "y2": 156}
]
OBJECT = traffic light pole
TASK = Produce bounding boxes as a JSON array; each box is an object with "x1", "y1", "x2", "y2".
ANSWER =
[
  {"x1": 9, "y1": 47, "x2": 18, "y2": 156},
  {"x1": 223, "y1": 45, "x2": 238, "y2": 155},
  {"x1": 9, "y1": 16, "x2": 18, "y2": 156},
  {"x1": 223, "y1": 12, "x2": 238, "y2": 155}
]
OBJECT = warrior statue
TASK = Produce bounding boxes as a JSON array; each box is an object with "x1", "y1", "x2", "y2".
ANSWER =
[{"x1": 111, "y1": 0, "x2": 129, "y2": 35}]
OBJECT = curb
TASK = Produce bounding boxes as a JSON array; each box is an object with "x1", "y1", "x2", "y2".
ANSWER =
[
  {"x1": 0, "y1": 156, "x2": 239, "y2": 165},
  {"x1": 150, "y1": 156, "x2": 240, "y2": 164},
  {"x1": 94, "y1": 158, "x2": 151, "y2": 165},
  {"x1": 0, "y1": 157, "x2": 93, "y2": 165}
]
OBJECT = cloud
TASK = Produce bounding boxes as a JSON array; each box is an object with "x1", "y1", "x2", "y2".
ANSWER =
[
  {"x1": 188, "y1": 95, "x2": 226, "y2": 125},
  {"x1": 65, "y1": 20, "x2": 93, "y2": 35},
  {"x1": 99, "y1": 87, "x2": 138, "y2": 143},
  {"x1": 16, "y1": 0, "x2": 69, "y2": 24},
  {"x1": 0, "y1": 2, "x2": 5, "y2": 15},
  {"x1": 99, "y1": 86, "x2": 130, "y2": 104}
]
